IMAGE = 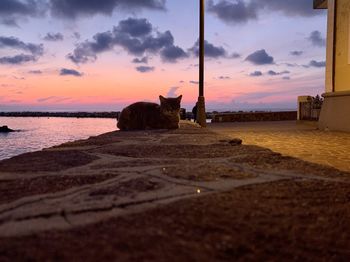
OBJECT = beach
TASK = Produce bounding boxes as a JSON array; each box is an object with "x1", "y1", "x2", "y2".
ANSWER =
[{"x1": 0, "y1": 121, "x2": 349, "y2": 261}]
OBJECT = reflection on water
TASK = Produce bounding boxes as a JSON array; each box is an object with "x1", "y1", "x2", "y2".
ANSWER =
[{"x1": 0, "y1": 117, "x2": 117, "y2": 160}]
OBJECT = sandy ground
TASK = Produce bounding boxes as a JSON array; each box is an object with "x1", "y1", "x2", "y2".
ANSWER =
[{"x1": 0, "y1": 121, "x2": 349, "y2": 261}]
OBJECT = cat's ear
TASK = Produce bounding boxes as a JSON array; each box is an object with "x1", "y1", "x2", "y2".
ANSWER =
[
  {"x1": 177, "y1": 95, "x2": 182, "y2": 102},
  {"x1": 159, "y1": 95, "x2": 166, "y2": 103}
]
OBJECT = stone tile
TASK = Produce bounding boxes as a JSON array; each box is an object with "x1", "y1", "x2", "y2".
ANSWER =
[{"x1": 209, "y1": 121, "x2": 350, "y2": 172}]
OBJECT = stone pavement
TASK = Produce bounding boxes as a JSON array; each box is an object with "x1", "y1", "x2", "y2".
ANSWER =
[
  {"x1": 0, "y1": 121, "x2": 349, "y2": 261},
  {"x1": 209, "y1": 121, "x2": 350, "y2": 172}
]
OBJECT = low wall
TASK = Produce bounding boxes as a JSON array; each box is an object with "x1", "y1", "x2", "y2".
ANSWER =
[
  {"x1": 319, "y1": 91, "x2": 350, "y2": 132},
  {"x1": 211, "y1": 111, "x2": 297, "y2": 123}
]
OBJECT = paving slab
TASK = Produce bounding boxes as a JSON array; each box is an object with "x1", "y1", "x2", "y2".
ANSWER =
[
  {"x1": 209, "y1": 121, "x2": 350, "y2": 172},
  {"x1": 0, "y1": 121, "x2": 349, "y2": 261}
]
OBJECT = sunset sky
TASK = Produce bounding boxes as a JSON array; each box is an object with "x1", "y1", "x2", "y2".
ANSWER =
[{"x1": 0, "y1": 0, "x2": 327, "y2": 111}]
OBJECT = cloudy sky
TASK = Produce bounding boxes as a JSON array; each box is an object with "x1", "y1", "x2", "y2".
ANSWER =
[{"x1": 0, "y1": 0, "x2": 327, "y2": 111}]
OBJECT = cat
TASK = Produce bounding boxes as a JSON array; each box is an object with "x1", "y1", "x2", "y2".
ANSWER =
[{"x1": 117, "y1": 95, "x2": 182, "y2": 131}]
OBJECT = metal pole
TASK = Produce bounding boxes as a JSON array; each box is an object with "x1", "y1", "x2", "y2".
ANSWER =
[
  {"x1": 196, "y1": 0, "x2": 207, "y2": 127},
  {"x1": 199, "y1": 0, "x2": 205, "y2": 97}
]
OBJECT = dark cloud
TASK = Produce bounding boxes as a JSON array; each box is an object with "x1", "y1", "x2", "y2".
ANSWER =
[
  {"x1": 28, "y1": 70, "x2": 43, "y2": 74},
  {"x1": 167, "y1": 86, "x2": 180, "y2": 97},
  {"x1": 308, "y1": 30, "x2": 326, "y2": 47},
  {"x1": 0, "y1": 0, "x2": 46, "y2": 26},
  {"x1": 207, "y1": 0, "x2": 258, "y2": 24},
  {"x1": 218, "y1": 76, "x2": 231, "y2": 80},
  {"x1": 37, "y1": 96, "x2": 72, "y2": 103},
  {"x1": 249, "y1": 71, "x2": 263, "y2": 77},
  {"x1": 43, "y1": 32, "x2": 64, "y2": 41},
  {"x1": 60, "y1": 68, "x2": 83, "y2": 76},
  {"x1": 285, "y1": 63, "x2": 298, "y2": 67},
  {"x1": 189, "y1": 39, "x2": 227, "y2": 58},
  {"x1": 255, "y1": 0, "x2": 322, "y2": 17},
  {"x1": 50, "y1": 0, "x2": 166, "y2": 18},
  {"x1": 230, "y1": 52, "x2": 241, "y2": 58},
  {"x1": 0, "y1": 36, "x2": 44, "y2": 56},
  {"x1": 73, "y1": 32, "x2": 81, "y2": 40},
  {"x1": 207, "y1": 0, "x2": 322, "y2": 24},
  {"x1": 233, "y1": 91, "x2": 280, "y2": 101},
  {"x1": 308, "y1": 60, "x2": 326, "y2": 68},
  {"x1": 0, "y1": 36, "x2": 43, "y2": 65},
  {"x1": 1, "y1": 17, "x2": 19, "y2": 27},
  {"x1": 290, "y1": 50, "x2": 303, "y2": 56},
  {"x1": 190, "y1": 81, "x2": 199, "y2": 85},
  {"x1": 136, "y1": 66, "x2": 154, "y2": 73},
  {"x1": 245, "y1": 49, "x2": 274, "y2": 65},
  {"x1": 0, "y1": 0, "x2": 44, "y2": 15},
  {"x1": 37, "y1": 96, "x2": 57, "y2": 102},
  {"x1": 0, "y1": 0, "x2": 32, "y2": 15},
  {"x1": 68, "y1": 18, "x2": 186, "y2": 64},
  {"x1": 0, "y1": 54, "x2": 37, "y2": 65},
  {"x1": 118, "y1": 18, "x2": 152, "y2": 37},
  {"x1": 267, "y1": 70, "x2": 278, "y2": 76},
  {"x1": 282, "y1": 76, "x2": 291, "y2": 80},
  {"x1": 13, "y1": 76, "x2": 25, "y2": 80},
  {"x1": 132, "y1": 57, "x2": 148, "y2": 64},
  {"x1": 0, "y1": 0, "x2": 167, "y2": 23},
  {"x1": 267, "y1": 70, "x2": 290, "y2": 76},
  {"x1": 137, "y1": 31, "x2": 174, "y2": 54},
  {"x1": 160, "y1": 45, "x2": 188, "y2": 62}
]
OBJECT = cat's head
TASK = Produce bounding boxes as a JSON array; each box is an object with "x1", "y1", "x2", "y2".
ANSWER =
[{"x1": 159, "y1": 95, "x2": 182, "y2": 115}]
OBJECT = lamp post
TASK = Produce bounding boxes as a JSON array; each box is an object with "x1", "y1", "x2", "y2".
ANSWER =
[{"x1": 196, "y1": 0, "x2": 207, "y2": 127}]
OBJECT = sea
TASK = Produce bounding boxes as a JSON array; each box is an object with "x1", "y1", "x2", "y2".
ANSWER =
[{"x1": 0, "y1": 117, "x2": 118, "y2": 160}]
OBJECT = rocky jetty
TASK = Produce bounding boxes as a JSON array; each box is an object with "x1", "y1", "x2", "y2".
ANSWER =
[{"x1": 0, "y1": 126, "x2": 14, "y2": 133}]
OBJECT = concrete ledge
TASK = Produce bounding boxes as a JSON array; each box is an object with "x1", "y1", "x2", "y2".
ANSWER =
[
  {"x1": 323, "y1": 90, "x2": 350, "y2": 98},
  {"x1": 212, "y1": 111, "x2": 297, "y2": 123},
  {"x1": 319, "y1": 92, "x2": 350, "y2": 132}
]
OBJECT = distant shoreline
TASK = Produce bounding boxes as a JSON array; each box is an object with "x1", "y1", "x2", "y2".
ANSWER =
[{"x1": 0, "y1": 110, "x2": 297, "y2": 120}]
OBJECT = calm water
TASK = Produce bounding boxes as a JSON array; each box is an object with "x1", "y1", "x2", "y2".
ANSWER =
[{"x1": 0, "y1": 117, "x2": 117, "y2": 160}]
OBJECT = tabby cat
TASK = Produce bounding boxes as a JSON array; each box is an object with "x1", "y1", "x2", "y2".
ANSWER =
[{"x1": 117, "y1": 95, "x2": 182, "y2": 131}]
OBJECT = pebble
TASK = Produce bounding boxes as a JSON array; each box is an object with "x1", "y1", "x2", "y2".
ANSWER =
[{"x1": 229, "y1": 139, "x2": 243, "y2": 146}]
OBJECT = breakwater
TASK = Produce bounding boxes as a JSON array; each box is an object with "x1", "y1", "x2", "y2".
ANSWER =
[{"x1": 1, "y1": 111, "x2": 297, "y2": 122}]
